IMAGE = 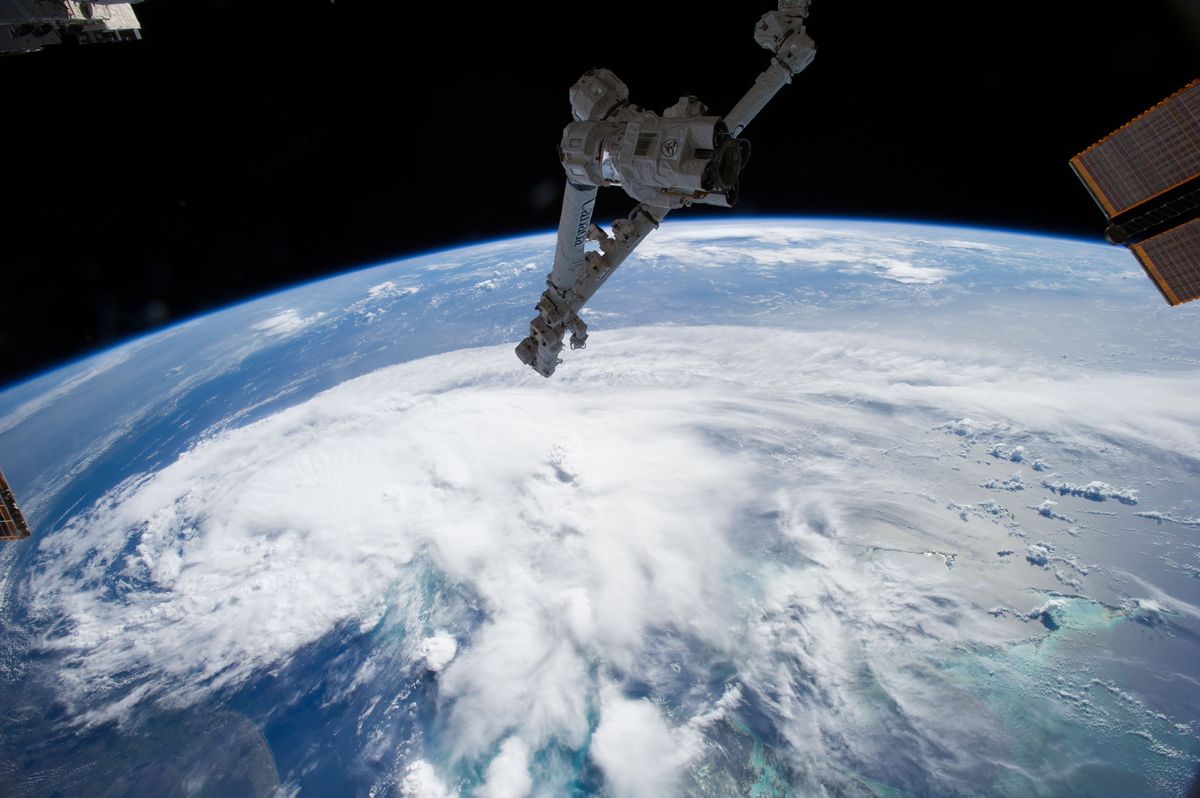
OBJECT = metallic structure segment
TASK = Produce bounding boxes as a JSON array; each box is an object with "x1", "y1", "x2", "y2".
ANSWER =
[
  {"x1": 0, "y1": 468, "x2": 30, "y2": 542},
  {"x1": 1, "y1": 0, "x2": 143, "y2": 54},
  {"x1": 516, "y1": 2, "x2": 816, "y2": 377},
  {"x1": 726, "y1": 0, "x2": 817, "y2": 137}
]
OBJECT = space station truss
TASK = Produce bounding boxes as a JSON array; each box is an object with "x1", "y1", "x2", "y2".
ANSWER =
[
  {"x1": 0, "y1": 0, "x2": 142, "y2": 54},
  {"x1": 1070, "y1": 79, "x2": 1200, "y2": 305}
]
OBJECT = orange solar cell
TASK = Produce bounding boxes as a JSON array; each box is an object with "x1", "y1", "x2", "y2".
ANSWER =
[
  {"x1": 1071, "y1": 80, "x2": 1200, "y2": 306},
  {"x1": 1070, "y1": 80, "x2": 1200, "y2": 219},
  {"x1": 0, "y1": 468, "x2": 31, "y2": 542},
  {"x1": 1131, "y1": 217, "x2": 1200, "y2": 306}
]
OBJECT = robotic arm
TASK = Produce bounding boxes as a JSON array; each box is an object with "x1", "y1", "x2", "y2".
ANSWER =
[
  {"x1": 515, "y1": 2, "x2": 816, "y2": 377},
  {"x1": 727, "y1": 0, "x2": 817, "y2": 137}
]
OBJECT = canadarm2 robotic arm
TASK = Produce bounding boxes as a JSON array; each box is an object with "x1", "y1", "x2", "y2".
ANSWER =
[
  {"x1": 727, "y1": 0, "x2": 817, "y2": 137},
  {"x1": 514, "y1": 181, "x2": 668, "y2": 378},
  {"x1": 515, "y1": 2, "x2": 816, "y2": 377}
]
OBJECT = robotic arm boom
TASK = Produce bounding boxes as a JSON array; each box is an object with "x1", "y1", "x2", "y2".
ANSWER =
[
  {"x1": 514, "y1": 186, "x2": 667, "y2": 378},
  {"x1": 516, "y1": 2, "x2": 815, "y2": 377},
  {"x1": 726, "y1": 1, "x2": 817, "y2": 137}
]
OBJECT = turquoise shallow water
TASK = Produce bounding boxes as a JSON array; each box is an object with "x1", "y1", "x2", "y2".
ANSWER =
[{"x1": 0, "y1": 219, "x2": 1197, "y2": 796}]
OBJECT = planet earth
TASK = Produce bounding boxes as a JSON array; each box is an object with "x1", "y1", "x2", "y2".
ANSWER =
[{"x1": 0, "y1": 219, "x2": 1198, "y2": 797}]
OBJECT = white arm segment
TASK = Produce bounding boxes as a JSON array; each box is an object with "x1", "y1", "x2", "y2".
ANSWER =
[
  {"x1": 516, "y1": 198, "x2": 669, "y2": 378},
  {"x1": 725, "y1": 0, "x2": 817, "y2": 137},
  {"x1": 515, "y1": 2, "x2": 815, "y2": 377},
  {"x1": 549, "y1": 181, "x2": 598, "y2": 293}
]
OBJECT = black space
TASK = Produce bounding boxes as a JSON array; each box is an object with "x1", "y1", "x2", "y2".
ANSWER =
[{"x1": 2, "y1": 1, "x2": 1197, "y2": 386}]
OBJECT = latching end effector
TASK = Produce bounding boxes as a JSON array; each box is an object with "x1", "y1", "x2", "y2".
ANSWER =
[
  {"x1": 724, "y1": 1, "x2": 817, "y2": 138},
  {"x1": 754, "y1": 2, "x2": 817, "y2": 77},
  {"x1": 514, "y1": 286, "x2": 590, "y2": 378}
]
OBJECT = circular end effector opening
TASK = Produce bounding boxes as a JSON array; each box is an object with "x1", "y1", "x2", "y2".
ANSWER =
[{"x1": 703, "y1": 128, "x2": 752, "y2": 200}]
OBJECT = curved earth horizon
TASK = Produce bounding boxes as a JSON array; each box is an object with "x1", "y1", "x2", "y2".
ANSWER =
[{"x1": 1, "y1": 219, "x2": 1198, "y2": 797}]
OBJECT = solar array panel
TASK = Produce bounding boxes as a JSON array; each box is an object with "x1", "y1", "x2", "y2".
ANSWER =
[
  {"x1": 1071, "y1": 80, "x2": 1200, "y2": 218},
  {"x1": 0, "y1": 469, "x2": 30, "y2": 541},
  {"x1": 1131, "y1": 217, "x2": 1200, "y2": 305}
]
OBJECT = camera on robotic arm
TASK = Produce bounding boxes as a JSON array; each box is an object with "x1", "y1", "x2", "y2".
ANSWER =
[{"x1": 559, "y1": 69, "x2": 751, "y2": 209}]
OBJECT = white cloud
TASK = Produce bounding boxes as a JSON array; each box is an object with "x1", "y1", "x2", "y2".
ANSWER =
[
  {"x1": 1036, "y1": 499, "x2": 1075, "y2": 522},
  {"x1": 1041, "y1": 479, "x2": 1137, "y2": 505},
  {"x1": 854, "y1": 257, "x2": 950, "y2": 284},
  {"x1": 1134, "y1": 511, "x2": 1200, "y2": 527},
  {"x1": 420, "y1": 630, "x2": 458, "y2": 672},
  {"x1": 937, "y1": 239, "x2": 1009, "y2": 252},
  {"x1": 23, "y1": 324, "x2": 1200, "y2": 791},
  {"x1": 589, "y1": 686, "x2": 704, "y2": 798},
  {"x1": 401, "y1": 761, "x2": 457, "y2": 798},
  {"x1": 475, "y1": 737, "x2": 532, "y2": 798},
  {"x1": 368, "y1": 280, "x2": 397, "y2": 297},
  {"x1": 981, "y1": 471, "x2": 1024, "y2": 491},
  {"x1": 632, "y1": 222, "x2": 952, "y2": 284},
  {"x1": 251, "y1": 308, "x2": 325, "y2": 337}
]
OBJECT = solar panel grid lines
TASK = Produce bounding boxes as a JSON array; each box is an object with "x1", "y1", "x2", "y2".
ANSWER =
[
  {"x1": 1131, "y1": 216, "x2": 1200, "y2": 305},
  {"x1": 1070, "y1": 79, "x2": 1200, "y2": 219}
]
